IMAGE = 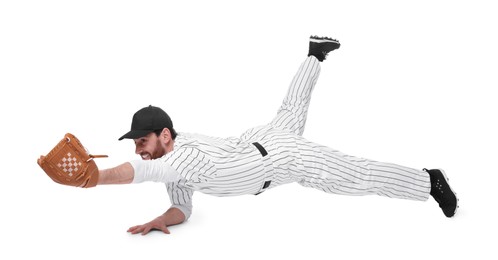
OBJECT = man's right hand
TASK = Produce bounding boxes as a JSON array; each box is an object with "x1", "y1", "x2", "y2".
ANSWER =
[
  {"x1": 127, "y1": 207, "x2": 186, "y2": 235},
  {"x1": 127, "y1": 216, "x2": 171, "y2": 235}
]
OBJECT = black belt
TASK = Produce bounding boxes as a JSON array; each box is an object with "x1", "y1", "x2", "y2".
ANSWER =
[
  {"x1": 253, "y1": 142, "x2": 271, "y2": 195},
  {"x1": 252, "y1": 142, "x2": 268, "y2": 157}
]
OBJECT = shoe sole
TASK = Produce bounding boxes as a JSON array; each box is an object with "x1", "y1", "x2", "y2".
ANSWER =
[
  {"x1": 310, "y1": 38, "x2": 340, "y2": 44},
  {"x1": 438, "y1": 168, "x2": 459, "y2": 217}
]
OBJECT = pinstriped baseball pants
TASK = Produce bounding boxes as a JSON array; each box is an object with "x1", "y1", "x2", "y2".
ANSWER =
[{"x1": 243, "y1": 56, "x2": 431, "y2": 201}]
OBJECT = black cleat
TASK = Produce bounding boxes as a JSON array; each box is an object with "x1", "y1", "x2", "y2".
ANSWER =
[
  {"x1": 424, "y1": 168, "x2": 459, "y2": 218},
  {"x1": 308, "y1": 35, "x2": 340, "y2": 62}
]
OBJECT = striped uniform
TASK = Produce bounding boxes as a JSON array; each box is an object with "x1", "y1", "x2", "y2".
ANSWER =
[{"x1": 131, "y1": 56, "x2": 431, "y2": 219}]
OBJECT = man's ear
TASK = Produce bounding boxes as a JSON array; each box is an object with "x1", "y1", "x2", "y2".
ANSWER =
[
  {"x1": 161, "y1": 128, "x2": 175, "y2": 152},
  {"x1": 161, "y1": 128, "x2": 172, "y2": 141}
]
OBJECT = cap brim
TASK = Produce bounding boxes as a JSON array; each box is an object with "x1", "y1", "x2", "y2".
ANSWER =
[{"x1": 118, "y1": 130, "x2": 154, "y2": 140}]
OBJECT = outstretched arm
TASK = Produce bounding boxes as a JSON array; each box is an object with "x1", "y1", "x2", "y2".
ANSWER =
[
  {"x1": 98, "y1": 160, "x2": 183, "y2": 185},
  {"x1": 98, "y1": 162, "x2": 135, "y2": 185}
]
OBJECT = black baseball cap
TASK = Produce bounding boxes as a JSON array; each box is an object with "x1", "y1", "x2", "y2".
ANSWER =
[{"x1": 119, "y1": 105, "x2": 175, "y2": 140}]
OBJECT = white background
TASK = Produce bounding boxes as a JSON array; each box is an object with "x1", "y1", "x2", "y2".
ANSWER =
[{"x1": 1, "y1": 0, "x2": 497, "y2": 259}]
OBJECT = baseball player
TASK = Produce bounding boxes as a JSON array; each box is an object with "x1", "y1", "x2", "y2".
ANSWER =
[{"x1": 40, "y1": 36, "x2": 459, "y2": 235}]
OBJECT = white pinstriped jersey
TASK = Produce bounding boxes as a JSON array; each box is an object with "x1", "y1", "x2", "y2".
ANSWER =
[{"x1": 131, "y1": 56, "x2": 431, "y2": 219}]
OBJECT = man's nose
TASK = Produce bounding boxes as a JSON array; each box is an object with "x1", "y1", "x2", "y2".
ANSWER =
[{"x1": 135, "y1": 145, "x2": 142, "y2": 155}]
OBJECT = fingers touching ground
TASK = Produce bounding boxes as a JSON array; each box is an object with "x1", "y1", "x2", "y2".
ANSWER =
[{"x1": 127, "y1": 224, "x2": 170, "y2": 236}]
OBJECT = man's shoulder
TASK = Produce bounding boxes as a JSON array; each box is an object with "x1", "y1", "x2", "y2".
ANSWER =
[{"x1": 176, "y1": 132, "x2": 234, "y2": 146}]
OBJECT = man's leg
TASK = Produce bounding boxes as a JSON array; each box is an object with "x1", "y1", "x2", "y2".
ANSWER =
[
  {"x1": 295, "y1": 138, "x2": 432, "y2": 201},
  {"x1": 295, "y1": 138, "x2": 459, "y2": 217},
  {"x1": 270, "y1": 36, "x2": 340, "y2": 136},
  {"x1": 270, "y1": 55, "x2": 321, "y2": 136}
]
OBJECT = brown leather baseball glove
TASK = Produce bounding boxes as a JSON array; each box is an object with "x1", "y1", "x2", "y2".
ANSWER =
[{"x1": 37, "y1": 133, "x2": 108, "y2": 188}]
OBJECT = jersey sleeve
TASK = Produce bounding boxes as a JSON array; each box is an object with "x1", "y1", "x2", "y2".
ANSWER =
[
  {"x1": 128, "y1": 156, "x2": 196, "y2": 220},
  {"x1": 166, "y1": 180, "x2": 194, "y2": 220},
  {"x1": 129, "y1": 160, "x2": 182, "y2": 183},
  {"x1": 161, "y1": 148, "x2": 200, "y2": 220},
  {"x1": 130, "y1": 146, "x2": 210, "y2": 221}
]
